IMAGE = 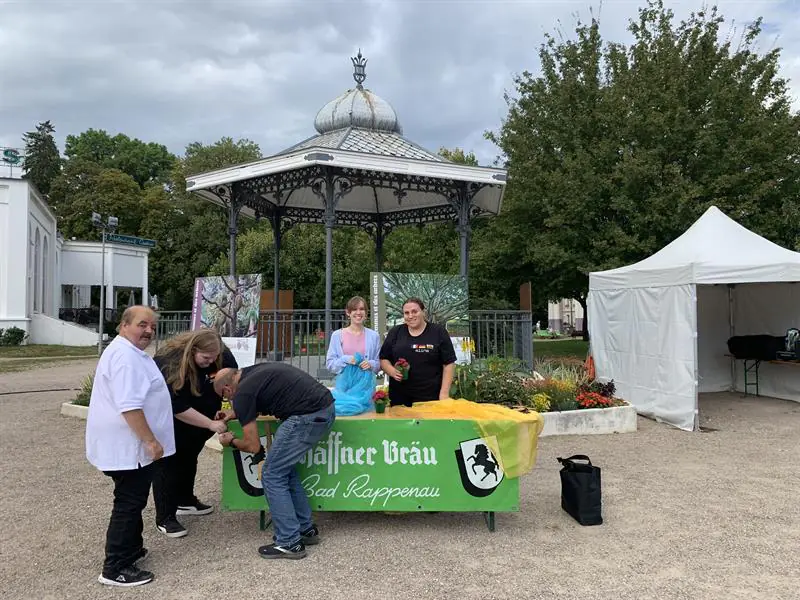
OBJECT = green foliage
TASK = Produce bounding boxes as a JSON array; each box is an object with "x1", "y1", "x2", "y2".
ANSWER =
[
  {"x1": 49, "y1": 159, "x2": 143, "y2": 240},
  {"x1": 525, "y1": 379, "x2": 580, "y2": 412},
  {"x1": 73, "y1": 373, "x2": 94, "y2": 406},
  {"x1": 0, "y1": 327, "x2": 28, "y2": 346},
  {"x1": 451, "y1": 359, "x2": 529, "y2": 406},
  {"x1": 533, "y1": 358, "x2": 587, "y2": 384},
  {"x1": 482, "y1": 0, "x2": 800, "y2": 332},
  {"x1": 22, "y1": 120, "x2": 61, "y2": 197},
  {"x1": 140, "y1": 138, "x2": 263, "y2": 309},
  {"x1": 438, "y1": 147, "x2": 479, "y2": 166},
  {"x1": 531, "y1": 393, "x2": 551, "y2": 412},
  {"x1": 64, "y1": 129, "x2": 176, "y2": 187}
]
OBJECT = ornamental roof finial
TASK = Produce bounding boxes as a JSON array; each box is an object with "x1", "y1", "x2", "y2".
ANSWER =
[{"x1": 351, "y1": 49, "x2": 367, "y2": 88}]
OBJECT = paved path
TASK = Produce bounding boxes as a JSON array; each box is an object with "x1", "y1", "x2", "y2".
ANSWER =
[{"x1": 0, "y1": 360, "x2": 798, "y2": 599}]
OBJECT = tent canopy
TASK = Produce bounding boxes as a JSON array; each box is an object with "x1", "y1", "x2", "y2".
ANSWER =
[
  {"x1": 591, "y1": 206, "x2": 800, "y2": 290},
  {"x1": 588, "y1": 206, "x2": 800, "y2": 431}
]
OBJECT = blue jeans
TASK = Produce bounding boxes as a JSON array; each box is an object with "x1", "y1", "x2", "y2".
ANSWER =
[{"x1": 262, "y1": 402, "x2": 335, "y2": 546}]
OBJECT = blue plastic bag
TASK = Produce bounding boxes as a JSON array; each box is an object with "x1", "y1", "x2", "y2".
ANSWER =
[{"x1": 331, "y1": 352, "x2": 375, "y2": 416}]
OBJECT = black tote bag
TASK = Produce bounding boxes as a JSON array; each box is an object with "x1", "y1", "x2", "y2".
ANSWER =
[{"x1": 557, "y1": 455, "x2": 603, "y2": 526}]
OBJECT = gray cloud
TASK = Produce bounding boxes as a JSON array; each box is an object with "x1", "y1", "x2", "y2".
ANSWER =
[{"x1": 1, "y1": 0, "x2": 798, "y2": 167}]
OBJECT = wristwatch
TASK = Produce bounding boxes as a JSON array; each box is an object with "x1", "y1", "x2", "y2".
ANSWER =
[{"x1": 229, "y1": 438, "x2": 237, "y2": 450}]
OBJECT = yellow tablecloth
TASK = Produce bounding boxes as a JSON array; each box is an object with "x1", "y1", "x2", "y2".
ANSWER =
[
  {"x1": 254, "y1": 399, "x2": 544, "y2": 479},
  {"x1": 386, "y1": 399, "x2": 544, "y2": 478}
]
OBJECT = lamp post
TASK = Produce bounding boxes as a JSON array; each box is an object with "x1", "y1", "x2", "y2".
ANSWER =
[{"x1": 92, "y1": 212, "x2": 118, "y2": 356}]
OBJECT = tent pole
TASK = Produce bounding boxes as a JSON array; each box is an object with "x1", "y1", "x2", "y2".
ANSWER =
[{"x1": 728, "y1": 284, "x2": 736, "y2": 392}]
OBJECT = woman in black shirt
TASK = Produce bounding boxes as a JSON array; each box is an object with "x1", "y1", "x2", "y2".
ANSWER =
[
  {"x1": 379, "y1": 297, "x2": 457, "y2": 407},
  {"x1": 151, "y1": 329, "x2": 238, "y2": 538}
]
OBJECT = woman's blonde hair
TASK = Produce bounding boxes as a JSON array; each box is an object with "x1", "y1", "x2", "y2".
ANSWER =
[{"x1": 155, "y1": 329, "x2": 223, "y2": 397}]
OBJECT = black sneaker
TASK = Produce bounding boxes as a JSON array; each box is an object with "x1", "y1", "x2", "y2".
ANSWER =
[
  {"x1": 258, "y1": 541, "x2": 307, "y2": 560},
  {"x1": 300, "y1": 525, "x2": 321, "y2": 545},
  {"x1": 98, "y1": 565, "x2": 154, "y2": 587},
  {"x1": 156, "y1": 517, "x2": 188, "y2": 538},
  {"x1": 176, "y1": 500, "x2": 214, "y2": 516}
]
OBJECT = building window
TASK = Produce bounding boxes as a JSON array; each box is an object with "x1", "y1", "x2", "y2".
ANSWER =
[
  {"x1": 43, "y1": 237, "x2": 49, "y2": 314},
  {"x1": 34, "y1": 228, "x2": 41, "y2": 314}
]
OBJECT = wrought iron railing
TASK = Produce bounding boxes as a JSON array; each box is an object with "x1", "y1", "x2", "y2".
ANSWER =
[
  {"x1": 153, "y1": 311, "x2": 193, "y2": 351},
  {"x1": 468, "y1": 310, "x2": 534, "y2": 371},
  {"x1": 58, "y1": 307, "x2": 124, "y2": 335},
  {"x1": 152, "y1": 308, "x2": 533, "y2": 379}
]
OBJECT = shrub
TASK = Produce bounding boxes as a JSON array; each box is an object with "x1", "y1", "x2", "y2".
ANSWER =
[
  {"x1": 578, "y1": 379, "x2": 617, "y2": 398},
  {"x1": 474, "y1": 370, "x2": 528, "y2": 405},
  {"x1": 533, "y1": 358, "x2": 588, "y2": 386},
  {"x1": 73, "y1": 373, "x2": 94, "y2": 406},
  {"x1": 524, "y1": 377, "x2": 579, "y2": 411},
  {"x1": 451, "y1": 360, "x2": 529, "y2": 406},
  {"x1": 531, "y1": 392, "x2": 551, "y2": 412},
  {"x1": 0, "y1": 326, "x2": 27, "y2": 346}
]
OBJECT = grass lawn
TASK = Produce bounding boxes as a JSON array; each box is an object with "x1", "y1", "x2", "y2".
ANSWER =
[
  {"x1": 0, "y1": 345, "x2": 97, "y2": 358},
  {"x1": 533, "y1": 339, "x2": 589, "y2": 360},
  {"x1": 0, "y1": 356, "x2": 95, "y2": 374}
]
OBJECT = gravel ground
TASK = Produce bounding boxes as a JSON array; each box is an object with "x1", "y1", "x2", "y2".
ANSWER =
[{"x1": 1, "y1": 360, "x2": 798, "y2": 600}]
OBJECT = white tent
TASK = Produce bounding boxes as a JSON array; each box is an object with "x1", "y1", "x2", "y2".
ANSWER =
[{"x1": 588, "y1": 206, "x2": 800, "y2": 431}]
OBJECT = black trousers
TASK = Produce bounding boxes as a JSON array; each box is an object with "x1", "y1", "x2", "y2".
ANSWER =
[
  {"x1": 102, "y1": 463, "x2": 154, "y2": 575},
  {"x1": 152, "y1": 426, "x2": 211, "y2": 524}
]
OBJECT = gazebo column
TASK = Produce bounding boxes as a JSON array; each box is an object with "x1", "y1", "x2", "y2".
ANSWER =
[
  {"x1": 375, "y1": 225, "x2": 384, "y2": 272},
  {"x1": 268, "y1": 210, "x2": 283, "y2": 359},
  {"x1": 226, "y1": 184, "x2": 245, "y2": 277},
  {"x1": 368, "y1": 217, "x2": 391, "y2": 272},
  {"x1": 456, "y1": 186, "x2": 472, "y2": 279},
  {"x1": 323, "y1": 174, "x2": 336, "y2": 345}
]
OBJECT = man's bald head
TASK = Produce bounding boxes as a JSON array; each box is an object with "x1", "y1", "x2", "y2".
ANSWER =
[{"x1": 213, "y1": 367, "x2": 241, "y2": 399}]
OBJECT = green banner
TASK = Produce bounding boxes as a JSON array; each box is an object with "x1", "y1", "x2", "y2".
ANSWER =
[{"x1": 222, "y1": 418, "x2": 520, "y2": 512}]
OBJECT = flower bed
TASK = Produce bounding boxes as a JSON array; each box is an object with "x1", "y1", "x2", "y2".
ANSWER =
[{"x1": 450, "y1": 357, "x2": 627, "y2": 414}]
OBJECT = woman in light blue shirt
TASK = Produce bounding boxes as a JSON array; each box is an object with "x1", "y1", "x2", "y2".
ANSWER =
[{"x1": 326, "y1": 296, "x2": 381, "y2": 375}]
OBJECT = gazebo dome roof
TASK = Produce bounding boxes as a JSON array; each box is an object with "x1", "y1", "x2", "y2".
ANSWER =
[
  {"x1": 313, "y1": 50, "x2": 402, "y2": 135},
  {"x1": 314, "y1": 87, "x2": 402, "y2": 135}
]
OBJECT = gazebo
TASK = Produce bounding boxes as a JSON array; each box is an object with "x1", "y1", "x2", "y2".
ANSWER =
[{"x1": 186, "y1": 51, "x2": 508, "y2": 340}]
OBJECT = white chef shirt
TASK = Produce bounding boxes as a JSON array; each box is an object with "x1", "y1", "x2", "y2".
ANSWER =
[{"x1": 85, "y1": 335, "x2": 176, "y2": 471}]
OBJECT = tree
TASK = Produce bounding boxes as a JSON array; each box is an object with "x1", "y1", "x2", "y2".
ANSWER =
[
  {"x1": 22, "y1": 120, "x2": 61, "y2": 197},
  {"x1": 64, "y1": 129, "x2": 176, "y2": 187},
  {"x1": 438, "y1": 147, "x2": 479, "y2": 166},
  {"x1": 485, "y1": 1, "x2": 800, "y2": 338},
  {"x1": 140, "y1": 137, "x2": 263, "y2": 309},
  {"x1": 49, "y1": 159, "x2": 142, "y2": 240},
  {"x1": 182, "y1": 137, "x2": 262, "y2": 175}
]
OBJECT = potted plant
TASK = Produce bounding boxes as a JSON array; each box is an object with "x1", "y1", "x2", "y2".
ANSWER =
[
  {"x1": 372, "y1": 389, "x2": 390, "y2": 413},
  {"x1": 394, "y1": 358, "x2": 410, "y2": 380}
]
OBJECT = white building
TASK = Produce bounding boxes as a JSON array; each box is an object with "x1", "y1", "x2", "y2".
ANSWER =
[
  {"x1": 0, "y1": 178, "x2": 151, "y2": 345},
  {"x1": 547, "y1": 298, "x2": 585, "y2": 334}
]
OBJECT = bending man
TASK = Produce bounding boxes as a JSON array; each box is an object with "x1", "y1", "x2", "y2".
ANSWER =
[{"x1": 214, "y1": 362, "x2": 335, "y2": 559}]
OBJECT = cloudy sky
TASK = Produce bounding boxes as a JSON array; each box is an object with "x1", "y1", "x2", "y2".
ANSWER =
[{"x1": 1, "y1": 0, "x2": 798, "y2": 167}]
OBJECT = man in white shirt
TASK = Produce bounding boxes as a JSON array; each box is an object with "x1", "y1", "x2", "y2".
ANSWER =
[{"x1": 86, "y1": 305, "x2": 175, "y2": 587}]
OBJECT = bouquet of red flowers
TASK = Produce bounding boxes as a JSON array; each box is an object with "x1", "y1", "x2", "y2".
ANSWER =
[
  {"x1": 372, "y1": 389, "x2": 389, "y2": 413},
  {"x1": 394, "y1": 358, "x2": 410, "y2": 380}
]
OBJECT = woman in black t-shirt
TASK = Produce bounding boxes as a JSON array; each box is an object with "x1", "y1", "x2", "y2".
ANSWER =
[
  {"x1": 151, "y1": 329, "x2": 238, "y2": 538},
  {"x1": 379, "y1": 297, "x2": 457, "y2": 407}
]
